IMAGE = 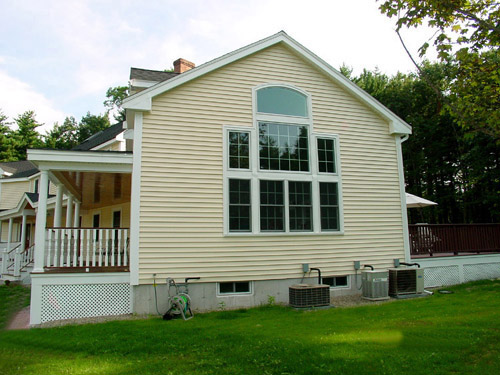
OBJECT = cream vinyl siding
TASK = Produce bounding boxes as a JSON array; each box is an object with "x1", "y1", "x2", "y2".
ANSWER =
[
  {"x1": 0, "y1": 180, "x2": 30, "y2": 210},
  {"x1": 139, "y1": 44, "x2": 405, "y2": 283},
  {"x1": 80, "y1": 203, "x2": 131, "y2": 228}
]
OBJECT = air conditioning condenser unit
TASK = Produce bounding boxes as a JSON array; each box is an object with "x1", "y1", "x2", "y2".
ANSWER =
[
  {"x1": 389, "y1": 268, "x2": 424, "y2": 297},
  {"x1": 289, "y1": 284, "x2": 330, "y2": 308},
  {"x1": 362, "y1": 270, "x2": 389, "y2": 301}
]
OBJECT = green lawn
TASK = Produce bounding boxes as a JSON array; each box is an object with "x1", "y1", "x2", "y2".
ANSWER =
[
  {"x1": 0, "y1": 280, "x2": 499, "y2": 375},
  {"x1": 0, "y1": 284, "x2": 30, "y2": 329}
]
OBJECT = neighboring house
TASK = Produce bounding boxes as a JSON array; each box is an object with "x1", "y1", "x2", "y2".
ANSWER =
[
  {"x1": 0, "y1": 123, "x2": 126, "y2": 281},
  {"x1": 2, "y1": 31, "x2": 416, "y2": 325}
]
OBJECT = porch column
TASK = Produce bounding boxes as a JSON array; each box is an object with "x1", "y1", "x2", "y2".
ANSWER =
[
  {"x1": 66, "y1": 194, "x2": 74, "y2": 228},
  {"x1": 33, "y1": 170, "x2": 49, "y2": 273},
  {"x1": 13, "y1": 214, "x2": 28, "y2": 277},
  {"x1": 7, "y1": 218, "x2": 13, "y2": 251},
  {"x1": 54, "y1": 185, "x2": 64, "y2": 227},
  {"x1": 1, "y1": 218, "x2": 13, "y2": 274},
  {"x1": 73, "y1": 201, "x2": 80, "y2": 227}
]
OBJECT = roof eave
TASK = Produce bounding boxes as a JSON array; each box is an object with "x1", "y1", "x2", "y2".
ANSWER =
[{"x1": 123, "y1": 31, "x2": 412, "y2": 135}]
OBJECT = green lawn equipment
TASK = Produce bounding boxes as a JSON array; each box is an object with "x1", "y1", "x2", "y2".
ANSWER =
[{"x1": 163, "y1": 277, "x2": 200, "y2": 321}]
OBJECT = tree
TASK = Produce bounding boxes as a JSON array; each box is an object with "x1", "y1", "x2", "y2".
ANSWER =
[
  {"x1": 11, "y1": 111, "x2": 43, "y2": 160},
  {"x1": 44, "y1": 116, "x2": 79, "y2": 150},
  {"x1": 0, "y1": 110, "x2": 15, "y2": 162},
  {"x1": 104, "y1": 86, "x2": 128, "y2": 122},
  {"x1": 77, "y1": 112, "x2": 110, "y2": 143},
  {"x1": 379, "y1": 0, "x2": 500, "y2": 140}
]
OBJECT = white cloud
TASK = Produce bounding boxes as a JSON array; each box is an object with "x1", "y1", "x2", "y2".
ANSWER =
[
  {"x1": 0, "y1": 70, "x2": 66, "y2": 134},
  {"x1": 0, "y1": 0, "x2": 440, "y2": 128}
]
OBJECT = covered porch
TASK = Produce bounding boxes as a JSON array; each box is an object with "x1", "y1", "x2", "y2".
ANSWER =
[
  {"x1": 28, "y1": 149, "x2": 133, "y2": 274},
  {"x1": 0, "y1": 194, "x2": 39, "y2": 280}
]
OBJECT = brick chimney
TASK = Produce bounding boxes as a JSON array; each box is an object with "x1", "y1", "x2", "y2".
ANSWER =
[{"x1": 173, "y1": 58, "x2": 195, "y2": 73}]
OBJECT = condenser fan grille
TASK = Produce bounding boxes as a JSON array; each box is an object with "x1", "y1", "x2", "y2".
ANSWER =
[{"x1": 289, "y1": 284, "x2": 330, "y2": 308}]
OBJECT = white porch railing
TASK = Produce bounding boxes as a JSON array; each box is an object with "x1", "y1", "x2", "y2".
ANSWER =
[
  {"x1": 20, "y1": 243, "x2": 35, "y2": 271},
  {"x1": 45, "y1": 228, "x2": 129, "y2": 269},
  {"x1": 2, "y1": 242, "x2": 21, "y2": 275}
]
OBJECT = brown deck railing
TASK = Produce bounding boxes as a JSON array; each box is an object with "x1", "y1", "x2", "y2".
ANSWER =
[{"x1": 409, "y1": 224, "x2": 500, "y2": 257}]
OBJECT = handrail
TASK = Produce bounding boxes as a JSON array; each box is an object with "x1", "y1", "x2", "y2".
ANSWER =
[
  {"x1": 7, "y1": 243, "x2": 21, "y2": 255},
  {"x1": 49, "y1": 227, "x2": 130, "y2": 230},
  {"x1": 19, "y1": 243, "x2": 35, "y2": 271}
]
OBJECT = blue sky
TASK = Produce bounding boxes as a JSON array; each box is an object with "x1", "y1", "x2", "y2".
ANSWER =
[{"x1": 0, "y1": 0, "x2": 434, "y2": 133}]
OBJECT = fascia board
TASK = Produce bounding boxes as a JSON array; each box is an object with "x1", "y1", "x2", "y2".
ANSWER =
[
  {"x1": 281, "y1": 37, "x2": 412, "y2": 135},
  {"x1": 122, "y1": 32, "x2": 290, "y2": 111},
  {"x1": 122, "y1": 31, "x2": 412, "y2": 135},
  {"x1": 28, "y1": 149, "x2": 133, "y2": 165},
  {"x1": 28, "y1": 149, "x2": 133, "y2": 173},
  {"x1": 0, "y1": 176, "x2": 31, "y2": 183},
  {"x1": 130, "y1": 79, "x2": 158, "y2": 88}
]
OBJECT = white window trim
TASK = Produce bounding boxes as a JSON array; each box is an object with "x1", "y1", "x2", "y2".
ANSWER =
[
  {"x1": 323, "y1": 275, "x2": 350, "y2": 289},
  {"x1": 216, "y1": 281, "x2": 254, "y2": 297},
  {"x1": 223, "y1": 84, "x2": 344, "y2": 236}
]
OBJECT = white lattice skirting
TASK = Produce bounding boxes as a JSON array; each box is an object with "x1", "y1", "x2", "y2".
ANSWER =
[
  {"x1": 31, "y1": 273, "x2": 131, "y2": 325},
  {"x1": 412, "y1": 255, "x2": 500, "y2": 288},
  {"x1": 41, "y1": 283, "x2": 131, "y2": 323}
]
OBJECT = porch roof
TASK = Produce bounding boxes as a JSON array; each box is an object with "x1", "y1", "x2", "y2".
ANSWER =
[{"x1": 27, "y1": 149, "x2": 133, "y2": 173}]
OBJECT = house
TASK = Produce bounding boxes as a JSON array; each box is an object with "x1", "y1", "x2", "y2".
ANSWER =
[
  {"x1": 0, "y1": 123, "x2": 126, "y2": 282},
  {"x1": 2, "y1": 31, "x2": 415, "y2": 325}
]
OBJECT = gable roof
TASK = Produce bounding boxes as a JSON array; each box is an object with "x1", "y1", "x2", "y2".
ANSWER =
[
  {"x1": 130, "y1": 68, "x2": 178, "y2": 82},
  {"x1": 0, "y1": 160, "x2": 38, "y2": 179},
  {"x1": 123, "y1": 31, "x2": 411, "y2": 135},
  {"x1": 72, "y1": 122, "x2": 124, "y2": 151}
]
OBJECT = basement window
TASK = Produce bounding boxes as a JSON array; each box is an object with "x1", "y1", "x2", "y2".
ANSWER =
[
  {"x1": 322, "y1": 276, "x2": 349, "y2": 288},
  {"x1": 218, "y1": 281, "x2": 252, "y2": 295}
]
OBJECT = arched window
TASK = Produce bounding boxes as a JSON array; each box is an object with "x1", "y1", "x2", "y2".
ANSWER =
[{"x1": 256, "y1": 86, "x2": 308, "y2": 117}]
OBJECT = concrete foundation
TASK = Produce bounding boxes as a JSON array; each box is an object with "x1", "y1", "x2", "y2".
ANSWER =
[{"x1": 132, "y1": 274, "x2": 362, "y2": 314}]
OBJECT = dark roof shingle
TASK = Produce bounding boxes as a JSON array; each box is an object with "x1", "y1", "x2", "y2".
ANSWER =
[
  {"x1": 0, "y1": 161, "x2": 38, "y2": 178},
  {"x1": 130, "y1": 68, "x2": 178, "y2": 82},
  {"x1": 72, "y1": 122, "x2": 125, "y2": 151}
]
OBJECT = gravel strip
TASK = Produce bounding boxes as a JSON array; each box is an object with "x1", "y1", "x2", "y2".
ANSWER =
[
  {"x1": 331, "y1": 294, "x2": 395, "y2": 308},
  {"x1": 38, "y1": 313, "x2": 152, "y2": 328}
]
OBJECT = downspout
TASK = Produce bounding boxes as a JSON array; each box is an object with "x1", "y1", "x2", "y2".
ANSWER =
[{"x1": 396, "y1": 134, "x2": 411, "y2": 262}]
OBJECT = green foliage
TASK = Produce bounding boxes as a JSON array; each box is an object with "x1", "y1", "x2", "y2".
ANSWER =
[
  {"x1": 44, "y1": 116, "x2": 79, "y2": 150},
  {"x1": 76, "y1": 112, "x2": 111, "y2": 144},
  {"x1": 11, "y1": 111, "x2": 43, "y2": 161},
  {"x1": 379, "y1": 0, "x2": 500, "y2": 140},
  {"x1": 0, "y1": 110, "x2": 15, "y2": 162},
  {"x1": 0, "y1": 280, "x2": 499, "y2": 374},
  {"x1": 104, "y1": 85, "x2": 128, "y2": 122},
  {"x1": 349, "y1": 63, "x2": 500, "y2": 223}
]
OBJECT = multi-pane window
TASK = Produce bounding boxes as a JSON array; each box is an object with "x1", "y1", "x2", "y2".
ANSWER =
[
  {"x1": 259, "y1": 122, "x2": 309, "y2": 172},
  {"x1": 228, "y1": 131, "x2": 250, "y2": 169},
  {"x1": 260, "y1": 180, "x2": 284, "y2": 231},
  {"x1": 224, "y1": 85, "x2": 342, "y2": 234},
  {"x1": 322, "y1": 276, "x2": 348, "y2": 287},
  {"x1": 219, "y1": 281, "x2": 251, "y2": 294},
  {"x1": 319, "y1": 182, "x2": 340, "y2": 231},
  {"x1": 317, "y1": 138, "x2": 336, "y2": 173},
  {"x1": 289, "y1": 181, "x2": 312, "y2": 231},
  {"x1": 229, "y1": 179, "x2": 251, "y2": 232}
]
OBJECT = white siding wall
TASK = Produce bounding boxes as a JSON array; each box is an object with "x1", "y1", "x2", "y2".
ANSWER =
[{"x1": 138, "y1": 44, "x2": 405, "y2": 283}]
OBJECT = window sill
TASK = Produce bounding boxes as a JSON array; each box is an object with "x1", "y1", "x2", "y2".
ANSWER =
[{"x1": 224, "y1": 231, "x2": 344, "y2": 237}]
